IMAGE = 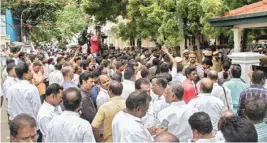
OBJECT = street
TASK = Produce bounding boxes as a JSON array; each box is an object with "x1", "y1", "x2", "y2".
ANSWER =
[{"x1": 1, "y1": 101, "x2": 10, "y2": 142}]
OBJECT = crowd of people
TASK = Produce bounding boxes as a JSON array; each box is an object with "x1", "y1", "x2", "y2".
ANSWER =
[{"x1": 1, "y1": 43, "x2": 267, "y2": 143}]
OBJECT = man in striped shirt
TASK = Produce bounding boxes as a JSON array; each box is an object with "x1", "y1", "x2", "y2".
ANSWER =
[{"x1": 238, "y1": 70, "x2": 267, "y2": 118}]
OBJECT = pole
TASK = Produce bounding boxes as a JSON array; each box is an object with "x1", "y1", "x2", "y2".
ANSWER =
[{"x1": 20, "y1": 8, "x2": 31, "y2": 42}]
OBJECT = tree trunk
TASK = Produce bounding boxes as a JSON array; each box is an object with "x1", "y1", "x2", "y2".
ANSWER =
[{"x1": 195, "y1": 32, "x2": 202, "y2": 63}]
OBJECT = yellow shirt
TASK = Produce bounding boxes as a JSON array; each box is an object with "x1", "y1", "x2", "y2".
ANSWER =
[
  {"x1": 211, "y1": 59, "x2": 222, "y2": 72},
  {"x1": 92, "y1": 96, "x2": 126, "y2": 142}
]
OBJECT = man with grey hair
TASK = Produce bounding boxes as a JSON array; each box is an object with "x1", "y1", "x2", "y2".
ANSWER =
[
  {"x1": 62, "y1": 66, "x2": 77, "y2": 90},
  {"x1": 156, "y1": 81, "x2": 198, "y2": 142},
  {"x1": 207, "y1": 70, "x2": 233, "y2": 110},
  {"x1": 9, "y1": 113, "x2": 38, "y2": 142}
]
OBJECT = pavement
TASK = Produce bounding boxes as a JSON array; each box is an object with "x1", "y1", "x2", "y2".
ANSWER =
[{"x1": 1, "y1": 101, "x2": 10, "y2": 142}]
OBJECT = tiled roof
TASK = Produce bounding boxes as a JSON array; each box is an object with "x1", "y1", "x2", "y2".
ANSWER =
[{"x1": 222, "y1": 0, "x2": 267, "y2": 17}]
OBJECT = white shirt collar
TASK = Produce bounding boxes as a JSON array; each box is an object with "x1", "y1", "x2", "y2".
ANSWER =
[
  {"x1": 62, "y1": 111, "x2": 80, "y2": 117},
  {"x1": 6, "y1": 76, "x2": 17, "y2": 81},
  {"x1": 100, "y1": 87, "x2": 108, "y2": 93},
  {"x1": 123, "y1": 110, "x2": 142, "y2": 123},
  {"x1": 43, "y1": 101, "x2": 57, "y2": 112},
  {"x1": 197, "y1": 93, "x2": 211, "y2": 97},
  {"x1": 18, "y1": 80, "x2": 30, "y2": 84},
  {"x1": 170, "y1": 101, "x2": 186, "y2": 106}
]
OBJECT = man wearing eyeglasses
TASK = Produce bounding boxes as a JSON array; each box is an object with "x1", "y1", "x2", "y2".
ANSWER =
[{"x1": 10, "y1": 113, "x2": 39, "y2": 142}]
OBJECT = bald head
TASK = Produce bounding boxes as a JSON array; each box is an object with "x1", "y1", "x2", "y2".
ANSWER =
[
  {"x1": 222, "y1": 110, "x2": 234, "y2": 118},
  {"x1": 154, "y1": 132, "x2": 179, "y2": 142},
  {"x1": 207, "y1": 70, "x2": 218, "y2": 81},
  {"x1": 200, "y1": 78, "x2": 213, "y2": 93},
  {"x1": 109, "y1": 80, "x2": 123, "y2": 96},
  {"x1": 98, "y1": 74, "x2": 110, "y2": 90}
]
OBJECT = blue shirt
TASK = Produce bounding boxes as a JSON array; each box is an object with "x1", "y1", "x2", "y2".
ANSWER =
[
  {"x1": 90, "y1": 85, "x2": 99, "y2": 108},
  {"x1": 62, "y1": 80, "x2": 77, "y2": 90},
  {"x1": 223, "y1": 78, "x2": 248, "y2": 113}
]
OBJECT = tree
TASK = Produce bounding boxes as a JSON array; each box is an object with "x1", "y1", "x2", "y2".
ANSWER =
[
  {"x1": 82, "y1": 0, "x2": 128, "y2": 25},
  {"x1": 56, "y1": 5, "x2": 90, "y2": 39}
]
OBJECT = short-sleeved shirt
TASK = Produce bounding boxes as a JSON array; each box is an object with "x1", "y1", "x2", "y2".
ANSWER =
[
  {"x1": 90, "y1": 36, "x2": 100, "y2": 53},
  {"x1": 92, "y1": 96, "x2": 125, "y2": 142}
]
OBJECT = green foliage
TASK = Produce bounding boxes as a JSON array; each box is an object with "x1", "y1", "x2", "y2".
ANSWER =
[
  {"x1": 56, "y1": 5, "x2": 90, "y2": 39},
  {"x1": 82, "y1": 0, "x2": 128, "y2": 25}
]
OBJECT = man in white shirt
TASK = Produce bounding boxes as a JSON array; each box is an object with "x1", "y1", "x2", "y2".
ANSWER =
[
  {"x1": 48, "y1": 64, "x2": 64, "y2": 85},
  {"x1": 151, "y1": 77, "x2": 169, "y2": 119},
  {"x1": 112, "y1": 90, "x2": 155, "y2": 142},
  {"x1": 121, "y1": 68, "x2": 135, "y2": 100},
  {"x1": 135, "y1": 78, "x2": 155, "y2": 129},
  {"x1": 96, "y1": 74, "x2": 110, "y2": 108},
  {"x1": 207, "y1": 70, "x2": 233, "y2": 110},
  {"x1": 37, "y1": 83, "x2": 63, "y2": 141},
  {"x1": 2, "y1": 58, "x2": 15, "y2": 82},
  {"x1": 2, "y1": 64, "x2": 17, "y2": 113},
  {"x1": 7, "y1": 63, "x2": 41, "y2": 121},
  {"x1": 157, "y1": 81, "x2": 198, "y2": 142},
  {"x1": 47, "y1": 87, "x2": 96, "y2": 142},
  {"x1": 188, "y1": 78, "x2": 225, "y2": 134},
  {"x1": 188, "y1": 112, "x2": 217, "y2": 142}
]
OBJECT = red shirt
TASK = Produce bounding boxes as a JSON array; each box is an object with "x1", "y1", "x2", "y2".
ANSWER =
[
  {"x1": 183, "y1": 79, "x2": 196, "y2": 103},
  {"x1": 90, "y1": 36, "x2": 100, "y2": 53}
]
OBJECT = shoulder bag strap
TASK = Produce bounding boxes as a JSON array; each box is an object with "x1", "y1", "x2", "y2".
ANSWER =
[{"x1": 221, "y1": 85, "x2": 230, "y2": 110}]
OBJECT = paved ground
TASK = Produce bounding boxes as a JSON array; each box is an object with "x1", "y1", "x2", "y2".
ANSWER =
[{"x1": 1, "y1": 101, "x2": 10, "y2": 142}]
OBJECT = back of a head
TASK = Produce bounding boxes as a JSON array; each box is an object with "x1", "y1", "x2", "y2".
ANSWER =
[
  {"x1": 141, "y1": 68, "x2": 150, "y2": 78},
  {"x1": 177, "y1": 63, "x2": 184, "y2": 73},
  {"x1": 124, "y1": 67, "x2": 134, "y2": 80},
  {"x1": 111, "y1": 72, "x2": 123, "y2": 82},
  {"x1": 245, "y1": 97, "x2": 267, "y2": 122},
  {"x1": 207, "y1": 70, "x2": 218, "y2": 81},
  {"x1": 46, "y1": 83, "x2": 63, "y2": 97},
  {"x1": 62, "y1": 66, "x2": 73, "y2": 77},
  {"x1": 188, "y1": 112, "x2": 213, "y2": 135},
  {"x1": 168, "y1": 81, "x2": 184, "y2": 100},
  {"x1": 18, "y1": 52, "x2": 26, "y2": 58},
  {"x1": 109, "y1": 80, "x2": 123, "y2": 96},
  {"x1": 159, "y1": 63, "x2": 169, "y2": 73},
  {"x1": 202, "y1": 58, "x2": 213, "y2": 67},
  {"x1": 152, "y1": 58, "x2": 160, "y2": 66},
  {"x1": 63, "y1": 87, "x2": 82, "y2": 111},
  {"x1": 159, "y1": 73, "x2": 172, "y2": 82},
  {"x1": 252, "y1": 70, "x2": 266, "y2": 84},
  {"x1": 222, "y1": 61, "x2": 231, "y2": 80},
  {"x1": 15, "y1": 63, "x2": 29, "y2": 79},
  {"x1": 221, "y1": 116, "x2": 258, "y2": 142},
  {"x1": 135, "y1": 78, "x2": 150, "y2": 90},
  {"x1": 154, "y1": 132, "x2": 179, "y2": 142},
  {"x1": 154, "y1": 77, "x2": 168, "y2": 88},
  {"x1": 54, "y1": 64, "x2": 62, "y2": 71},
  {"x1": 126, "y1": 90, "x2": 149, "y2": 110},
  {"x1": 10, "y1": 113, "x2": 36, "y2": 138},
  {"x1": 231, "y1": 64, "x2": 242, "y2": 78},
  {"x1": 200, "y1": 78, "x2": 213, "y2": 93}
]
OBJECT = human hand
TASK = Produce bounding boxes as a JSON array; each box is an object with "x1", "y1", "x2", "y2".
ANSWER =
[{"x1": 162, "y1": 45, "x2": 169, "y2": 53}]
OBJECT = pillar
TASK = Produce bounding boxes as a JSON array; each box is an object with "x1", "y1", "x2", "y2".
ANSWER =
[
  {"x1": 232, "y1": 28, "x2": 243, "y2": 52},
  {"x1": 180, "y1": 38, "x2": 185, "y2": 57},
  {"x1": 228, "y1": 52, "x2": 264, "y2": 84}
]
